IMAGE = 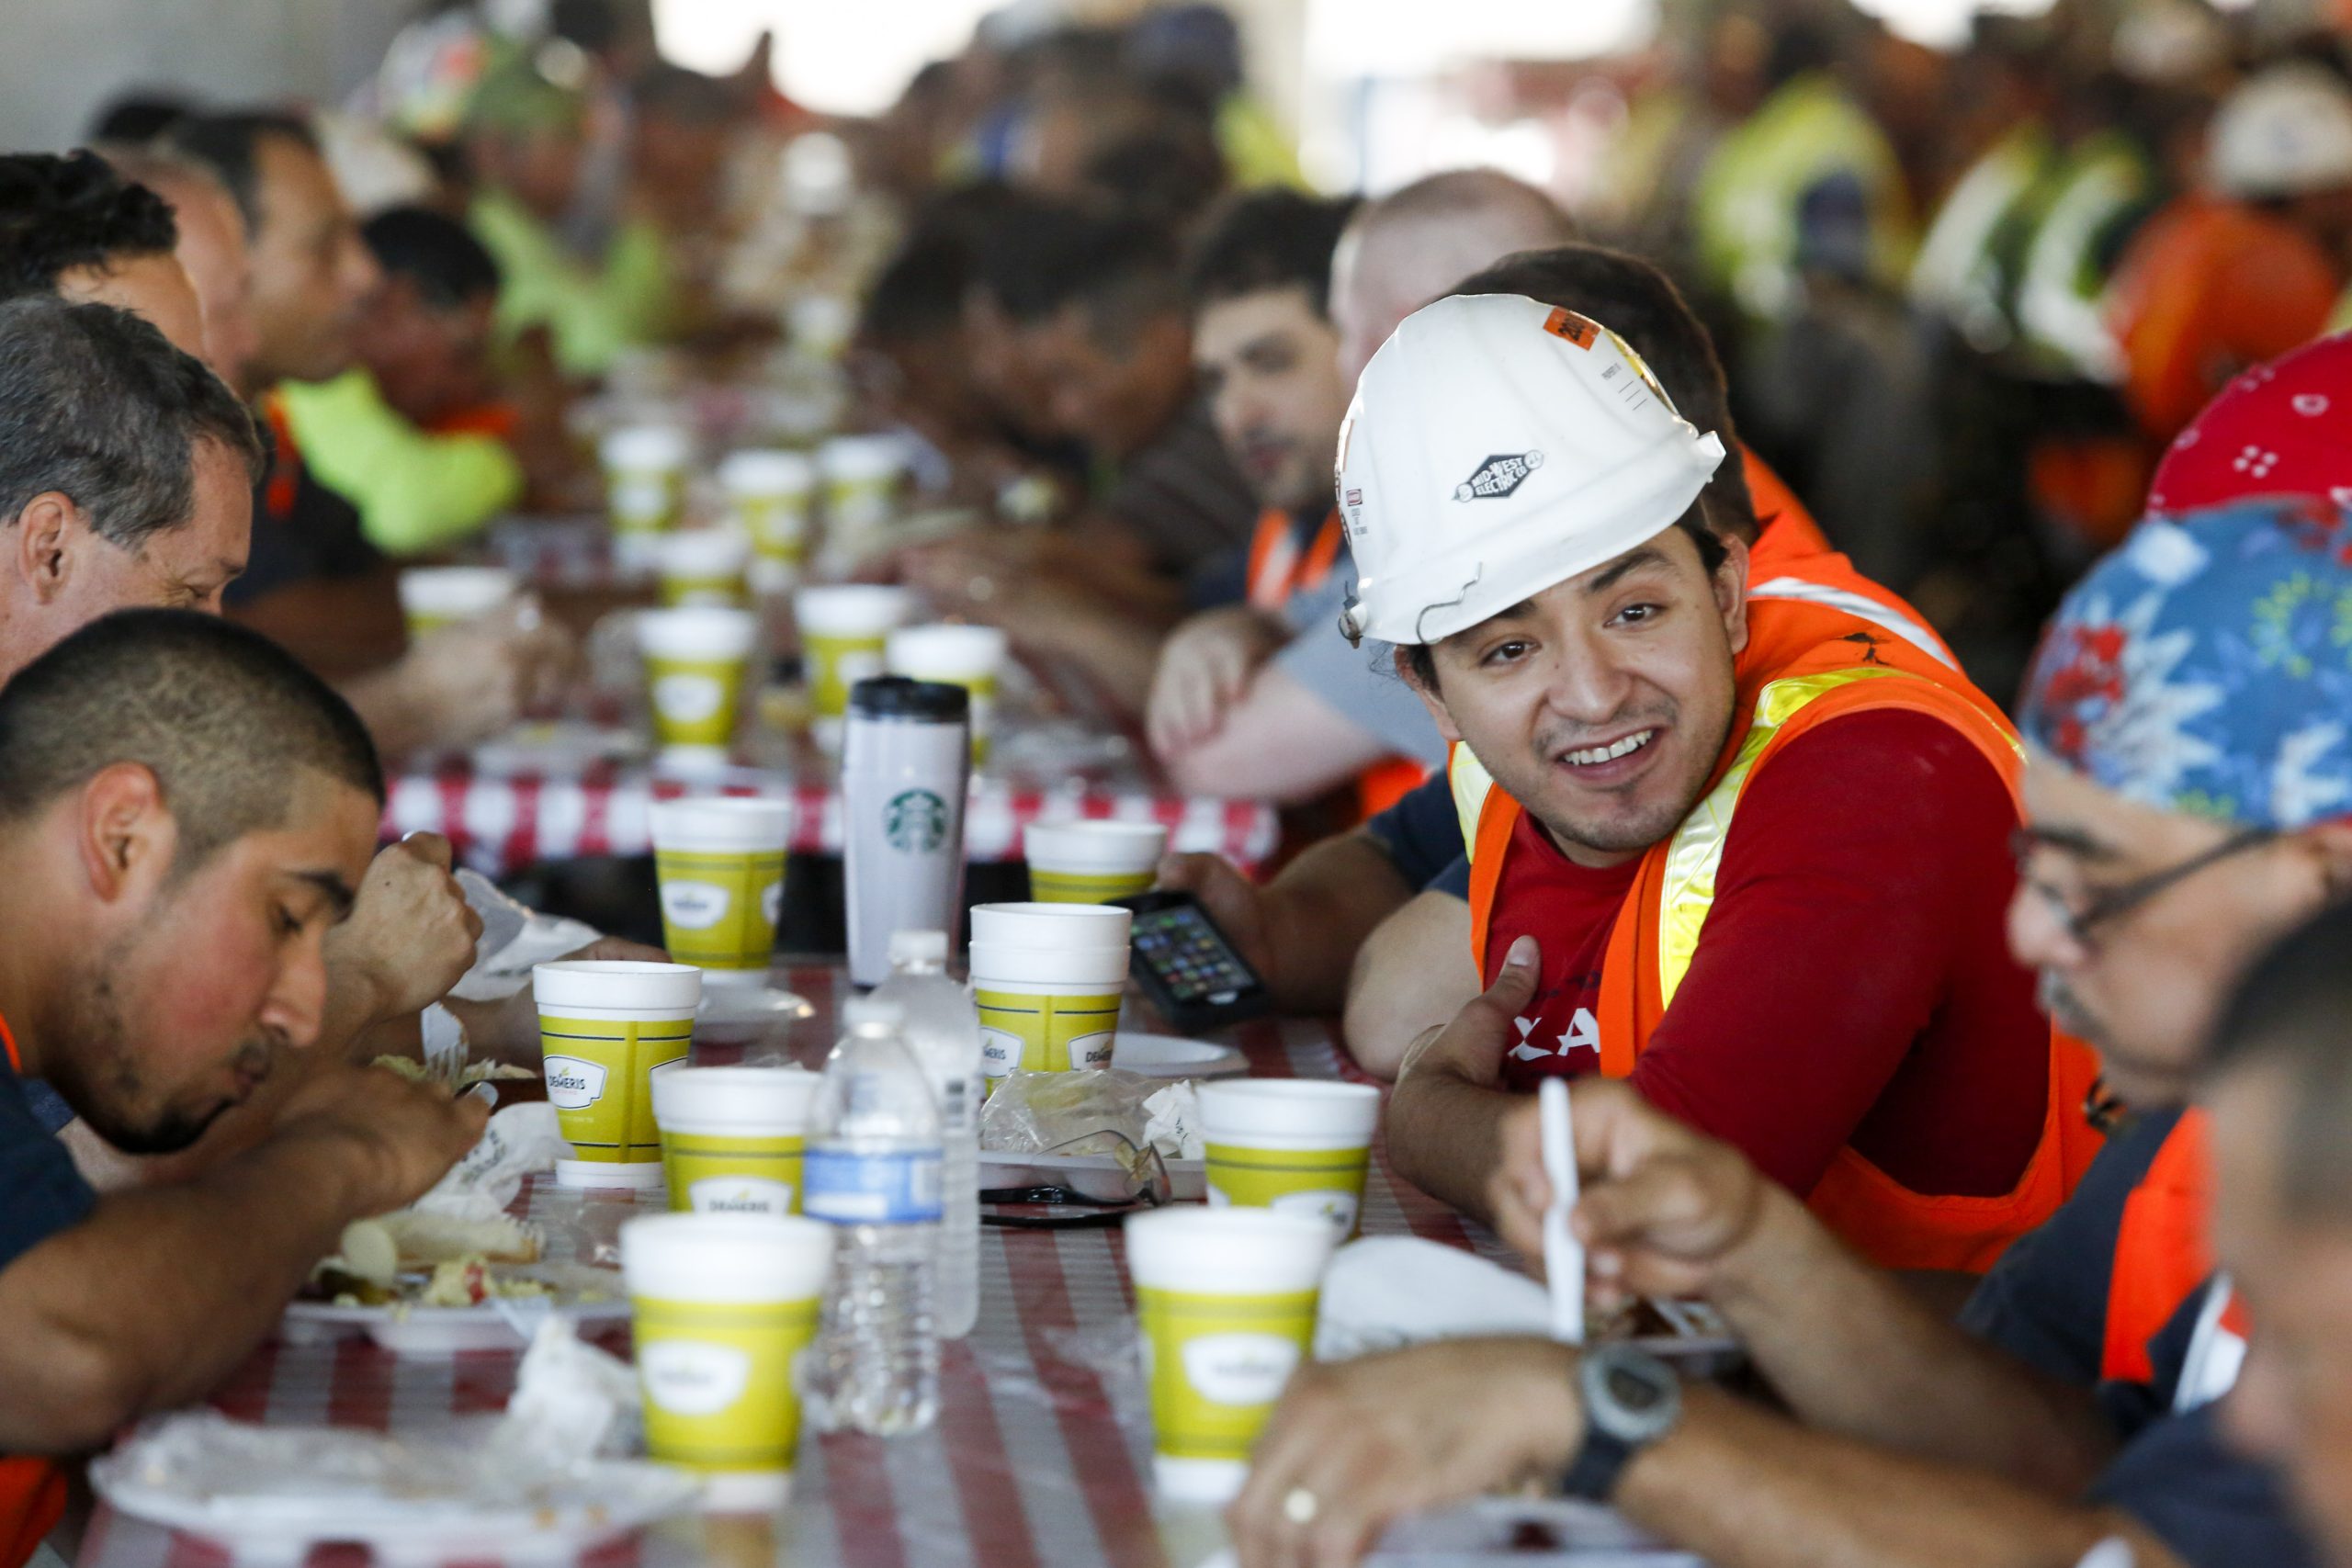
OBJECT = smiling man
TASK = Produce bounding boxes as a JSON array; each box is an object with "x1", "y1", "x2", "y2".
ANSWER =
[
  {"x1": 0, "y1": 609, "x2": 486, "y2": 1568},
  {"x1": 1359, "y1": 292, "x2": 2095, "y2": 1273}
]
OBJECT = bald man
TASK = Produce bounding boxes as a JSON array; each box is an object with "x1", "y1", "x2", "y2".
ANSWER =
[{"x1": 1329, "y1": 168, "x2": 1576, "y2": 383}]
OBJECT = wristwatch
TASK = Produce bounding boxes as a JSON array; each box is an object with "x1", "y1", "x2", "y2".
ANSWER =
[{"x1": 1559, "y1": 1345, "x2": 1682, "y2": 1502}]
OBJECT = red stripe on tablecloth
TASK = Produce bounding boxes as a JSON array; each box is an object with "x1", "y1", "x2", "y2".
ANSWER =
[
  {"x1": 162, "y1": 1532, "x2": 232, "y2": 1568},
  {"x1": 324, "y1": 1338, "x2": 395, "y2": 1430},
  {"x1": 450, "y1": 1349, "x2": 517, "y2": 1416},
  {"x1": 435, "y1": 766, "x2": 474, "y2": 861},
  {"x1": 937, "y1": 1338, "x2": 1045, "y2": 1568},
  {"x1": 1000, "y1": 1230, "x2": 1163, "y2": 1568},
  {"x1": 579, "y1": 759, "x2": 619, "y2": 858},
  {"x1": 207, "y1": 1340, "x2": 277, "y2": 1421},
  {"x1": 791, "y1": 782, "x2": 829, "y2": 854},
  {"x1": 501, "y1": 773, "x2": 544, "y2": 874},
  {"x1": 815, "y1": 1433, "x2": 909, "y2": 1568}
]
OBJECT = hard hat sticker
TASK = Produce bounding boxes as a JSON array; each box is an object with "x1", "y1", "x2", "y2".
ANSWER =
[
  {"x1": 1453, "y1": 451, "x2": 1544, "y2": 502},
  {"x1": 1542, "y1": 308, "x2": 1600, "y2": 348}
]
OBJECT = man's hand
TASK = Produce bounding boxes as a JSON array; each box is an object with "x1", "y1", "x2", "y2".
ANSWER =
[
  {"x1": 1154, "y1": 852, "x2": 1278, "y2": 987},
  {"x1": 395, "y1": 601, "x2": 577, "y2": 750},
  {"x1": 1378, "y1": 936, "x2": 1540, "y2": 1224},
  {"x1": 272, "y1": 1062, "x2": 491, "y2": 1217},
  {"x1": 1397, "y1": 933, "x2": 1538, "y2": 1089},
  {"x1": 1146, "y1": 606, "x2": 1285, "y2": 758},
  {"x1": 323, "y1": 834, "x2": 483, "y2": 1037},
  {"x1": 1228, "y1": 1337, "x2": 1580, "y2": 1568},
  {"x1": 1488, "y1": 1076, "x2": 1773, "y2": 1307}
]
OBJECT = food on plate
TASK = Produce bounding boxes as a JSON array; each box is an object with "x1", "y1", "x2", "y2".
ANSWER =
[
  {"x1": 414, "y1": 1257, "x2": 561, "y2": 1308},
  {"x1": 373, "y1": 1053, "x2": 538, "y2": 1092}
]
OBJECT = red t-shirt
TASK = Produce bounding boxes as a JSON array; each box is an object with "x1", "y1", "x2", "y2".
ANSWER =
[{"x1": 1483, "y1": 708, "x2": 2047, "y2": 1200}]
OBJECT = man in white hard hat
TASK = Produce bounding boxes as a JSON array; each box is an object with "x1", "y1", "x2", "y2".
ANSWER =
[
  {"x1": 1351, "y1": 292, "x2": 2099, "y2": 1276},
  {"x1": 2106, "y1": 62, "x2": 2352, "y2": 442}
]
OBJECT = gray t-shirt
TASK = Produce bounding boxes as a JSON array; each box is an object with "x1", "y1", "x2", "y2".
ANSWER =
[{"x1": 1272, "y1": 572, "x2": 1449, "y2": 770}]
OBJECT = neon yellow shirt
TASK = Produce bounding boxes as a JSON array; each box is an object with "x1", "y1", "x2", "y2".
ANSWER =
[
  {"x1": 275, "y1": 368, "x2": 522, "y2": 557},
  {"x1": 469, "y1": 190, "x2": 674, "y2": 377}
]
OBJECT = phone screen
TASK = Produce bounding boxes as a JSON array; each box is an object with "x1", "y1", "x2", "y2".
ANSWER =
[{"x1": 1130, "y1": 902, "x2": 1259, "y2": 1005}]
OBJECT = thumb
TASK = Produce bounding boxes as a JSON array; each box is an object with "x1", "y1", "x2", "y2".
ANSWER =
[
  {"x1": 1487, "y1": 934, "x2": 1542, "y2": 1011},
  {"x1": 401, "y1": 831, "x2": 457, "y2": 871}
]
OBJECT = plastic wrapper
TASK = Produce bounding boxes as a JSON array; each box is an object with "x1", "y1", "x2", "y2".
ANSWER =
[
  {"x1": 413, "y1": 1101, "x2": 571, "y2": 1223},
  {"x1": 488, "y1": 1314, "x2": 642, "y2": 1467},
  {"x1": 978, "y1": 1068, "x2": 1200, "y2": 1164},
  {"x1": 446, "y1": 869, "x2": 601, "y2": 1003}
]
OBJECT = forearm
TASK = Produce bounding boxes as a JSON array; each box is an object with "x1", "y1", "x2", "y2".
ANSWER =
[
  {"x1": 1342, "y1": 894, "x2": 1478, "y2": 1078},
  {"x1": 1384, "y1": 1061, "x2": 1514, "y2": 1223},
  {"x1": 1713, "y1": 1196, "x2": 2119, "y2": 1491},
  {"x1": 1163, "y1": 674, "x2": 1389, "y2": 807},
  {"x1": 1621, "y1": 1386, "x2": 2176, "y2": 1568},
  {"x1": 0, "y1": 1129, "x2": 367, "y2": 1450},
  {"x1": 1252, "y1": 834, "x2": 1413, "y2": 1015}
]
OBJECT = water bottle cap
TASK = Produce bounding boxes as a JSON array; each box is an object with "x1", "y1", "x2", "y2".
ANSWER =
[
  {"x1": 889, "y1": 930, "x2": 949, "y2": 966},
  {"x1": 842, "y1": 996, "x2": 907, "y2": 1030},
  {"x1": 848, "y1": 675, "x2": 969, "y2": 723}
]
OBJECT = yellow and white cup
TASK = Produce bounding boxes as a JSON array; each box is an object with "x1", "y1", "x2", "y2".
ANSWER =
[
  {"x1": 795, "y1": 584, "x2": 912, "y2": 746},
  {"x1": 657, "y1": 528, "x2": 752, "y2": 609},
  {"x1": 720, "y1": 450, "x2": 816, "y2": 593},
  {"x1": 620, "y1": 1212, "x2": 833, "y2": 1510},
  {"x1": 1023, "y1": 820, "x2": 1170, "y2": 905},
  {"x1": 1197, "y1": 1080, "x2": 1384, "y2": 1241},
  {"x1": 649, "y1": 796, "x2": 792, "y2": 982},
  {"x1": 602, "y1": 426, "x2": 692, "y2": 568},
  {"x1": 819, "y1": 433, "x2": 906, "y2": 547},
  {"x1": 639, "y1": 607, "x2": 762, "y2": 767},
  {"x1": 653, "y1": 1066, "x2": 821, "y2": 1218},
  {"x1": 398, "y1": 566, "x2": 517, "y2": 637},
  {"x1": 967, "y1": 901, "x2": 1133, "y2": 1082},
  {"x1": 536, "y1": 959, "x2": 704, "y2": 1189},
  {"x1": 887, "y1": 624, "x2": 1009, "y2": 765},
  {"x1": 1125, "y1": 1207, "x2": 1339, "y2": 1504}
]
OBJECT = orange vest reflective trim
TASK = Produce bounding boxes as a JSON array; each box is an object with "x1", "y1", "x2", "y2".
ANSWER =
[
  {"x1": 1458, "y1": 568, "x2": 2104, "y2": 1272},
  {"x1": 2103, "y1": 1108, "x2": 2215, "y2": 1383},
  {"x1": 262, "y1": 394, "x2": 300, "y2": 522},
  {"x1": 1741, "y1": 447, "x2": 1831, "y2": 556},
  {"x1": 1246, "y1": 507, "x2": 1343, "y2": 615}
]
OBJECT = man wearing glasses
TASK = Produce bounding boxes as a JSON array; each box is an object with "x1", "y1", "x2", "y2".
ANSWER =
[{"x1": 1231, "y1": 497, "x2": 2352, "y2": 1568}]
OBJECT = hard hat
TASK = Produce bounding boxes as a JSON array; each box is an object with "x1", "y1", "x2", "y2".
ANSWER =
[
  {"x1": 1336, "y1": 293, "x2": 1725, "y2": 648},
  {"x1": 2209, "y1": 63, "x2": 2352, "y2": 200}
]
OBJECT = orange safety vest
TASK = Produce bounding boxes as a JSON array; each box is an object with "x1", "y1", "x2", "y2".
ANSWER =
[
  {"x1": 2103, "y1": 1109, "x2": 2215, "y2": 1383},
  {"x1": 1742, "y1": 447, "x2": 1831, "y2": 556},
  {"x1": 0, "y1": 1013, "x2": 62, "y2": 1568},
  {"x1": 1453, "y1": 558, "x2": 2104, "y2": 1273},
  {"x1": 1244, "y1": 507, "x2": 1427, "y2": 819}
]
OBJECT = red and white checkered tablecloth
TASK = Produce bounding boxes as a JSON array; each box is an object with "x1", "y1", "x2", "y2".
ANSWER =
[
  {"x1": 75, "y1": 969, "x2": 1495, "y2": 1568},
  {"x1": 381, "y1": 762, "x2": 1282, "y2": 883}
]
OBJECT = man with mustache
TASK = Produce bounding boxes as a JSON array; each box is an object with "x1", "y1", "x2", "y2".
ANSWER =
[
  {"x1": 1233, "y1": 492, "x2": 2352, "y2": 1568},
  {"x1": 1356, "y1": 291, "x2": 2095, "y2": 1273}
]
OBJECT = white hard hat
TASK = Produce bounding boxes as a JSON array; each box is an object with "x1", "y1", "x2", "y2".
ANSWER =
[
  {"x1": 2209, "y1": 63, "x2": 2352, "y2": 200},
  {"x1": 1336, "y1": 293, "x2": 1725, "y2": 648}
]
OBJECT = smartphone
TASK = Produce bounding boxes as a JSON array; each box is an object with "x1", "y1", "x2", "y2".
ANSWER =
[{"x1": 1114, "y1": 889, "x2": 1272, "y2": 1033}]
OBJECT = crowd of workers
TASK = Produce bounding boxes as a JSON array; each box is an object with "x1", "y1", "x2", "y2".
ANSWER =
[{"x1": 6, "y1": 0, "x2": 2352, "y2": 1565}]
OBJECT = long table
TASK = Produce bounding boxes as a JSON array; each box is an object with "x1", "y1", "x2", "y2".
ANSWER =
[{"x1": 74, "y1": 967, "x2": 1503, "y2": 1568}]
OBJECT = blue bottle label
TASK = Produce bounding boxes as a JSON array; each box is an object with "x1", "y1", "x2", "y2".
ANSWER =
[{"x1": 803, "y1": 1146, "x2": 944, "y2": 1224}]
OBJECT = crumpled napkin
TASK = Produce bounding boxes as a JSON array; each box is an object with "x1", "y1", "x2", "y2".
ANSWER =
[{"x1": 447, "y1": 870, "x2": 601, "y2": 1003}]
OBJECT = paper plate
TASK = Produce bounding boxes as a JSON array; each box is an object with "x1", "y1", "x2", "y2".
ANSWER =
[
  {"x1": 93, "y1": 1413, "x2": 698, "y2": 1564},
  {"x1": 978, "y1": 1147, "x2": 1206, "y2": 1203},
  {"x1": 280, "y1": 1262, "x2": 630, "y2": 1357},
  {"x1": 1109, "y1": 1032, "x2": 1247, "y2": 1078},
  {"x1": 467, "y1": 721, "x2": 645, "y2": 773}
]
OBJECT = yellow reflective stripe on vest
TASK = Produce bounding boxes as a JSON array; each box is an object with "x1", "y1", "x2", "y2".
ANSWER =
[
  {"x1": 1654, "y1": 666, "x2": 1913, "y2": 1006},
  {"x1": 1449, "y1": 744, "x2": 1497, "y2": 862}
]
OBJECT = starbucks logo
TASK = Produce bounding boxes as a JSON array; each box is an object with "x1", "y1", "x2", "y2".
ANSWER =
[{"x1": 884, "y1": 788, "x2": 949, "y2": 852}]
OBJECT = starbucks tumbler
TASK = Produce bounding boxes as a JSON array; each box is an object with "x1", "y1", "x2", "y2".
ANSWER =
[{"x1": 841, "y1": 677, "x2": 968, "y2": 987}]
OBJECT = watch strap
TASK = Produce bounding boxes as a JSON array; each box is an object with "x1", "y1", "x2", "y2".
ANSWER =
[{"x1": 1559, "y1": 1424, "x2": 1636, "y2": 1501}]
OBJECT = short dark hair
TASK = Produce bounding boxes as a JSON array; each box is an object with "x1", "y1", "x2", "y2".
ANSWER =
[
  {"x1": 1185, "y1": 188, "x2": 1360, "y2": 320},
  {"x1": 0, "y1": 152, "x2": 179, "y2": 302},
  {"x1": 861, "y1": 226, "x2": 973, "y2": 345},
  {"x1": 0, "y1": 608, "x2": 383, "y2": 875},
  {"x1": 1453, "y1": 245, "x2": 1759, "y2": 543},
  {"x1": 0, "y1": 297, "x2": 265, "y2": 548},
  {"x1": 1080, "y1": 117, "x2": 1227, "y2": 232},
  {"x1": 634, "y1": 62, "x2": 743, "y2": 126},
  {"x1": 88, "y1": 91, "x2": 197, "y2": 145},
  {"x1": 1399, "y1": 499, "x2": 1729, "y2": 690},
  {"x1": 166, "y1": 110, "x2": 319, "y2": 235},
  {"x1": 971, "y1": 200, "x2": 1186, "y2": 348},
  {"x1": 361, "y1": 205, "x2": 501, "y2": 310},
  {"x1": 2207, "y1": 899, "x2": 2352, "y2": 1223}
]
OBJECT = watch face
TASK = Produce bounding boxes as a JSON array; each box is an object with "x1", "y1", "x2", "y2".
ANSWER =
[
  {"x1": 1607, "y1": 1362, "x2": 1668, "y2": 1413},
  {"x1": 1587, "y1": 1347, "x2": 1682, "y2": 1445}
]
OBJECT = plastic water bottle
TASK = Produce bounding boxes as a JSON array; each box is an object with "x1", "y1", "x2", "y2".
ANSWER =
[
  {"x1": 874, "y1": 929, "x2": 983, "y2": 1339},
  {"x1": 803, "y1": 997, "x2": 943, "y2": 1436}
]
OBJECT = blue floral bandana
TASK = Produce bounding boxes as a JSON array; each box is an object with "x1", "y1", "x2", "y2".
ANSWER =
[{"x1": 2019, "y1": 498, "x2": 2352, "y2": 829}]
